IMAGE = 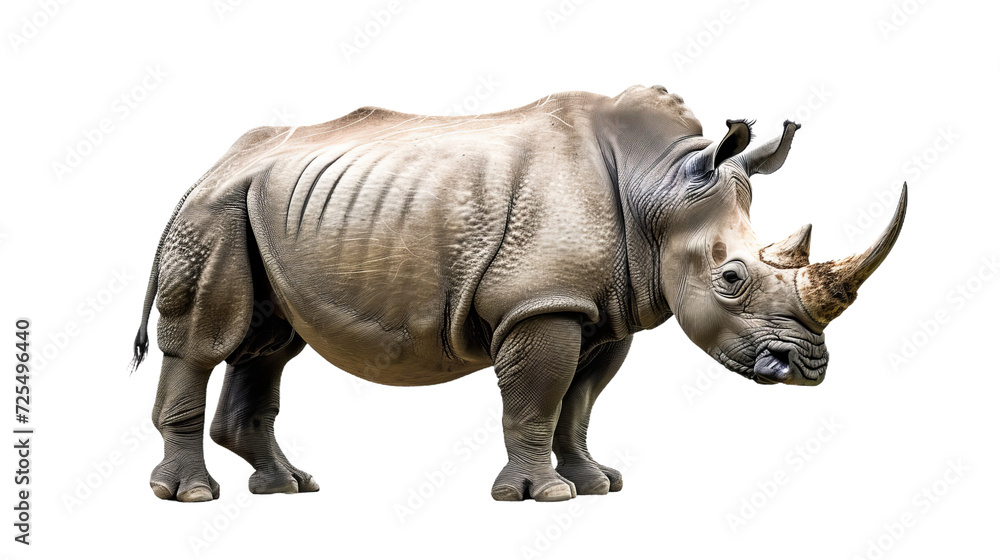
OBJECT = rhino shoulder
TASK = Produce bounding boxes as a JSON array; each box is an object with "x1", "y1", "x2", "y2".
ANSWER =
[{"x1": 606, "y1": 84, "x2": 703, "y2": 134}]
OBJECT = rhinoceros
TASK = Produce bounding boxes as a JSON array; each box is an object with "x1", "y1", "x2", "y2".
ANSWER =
[{"x1": 130, "y1": 85, "x2": 906, "y2": 503}]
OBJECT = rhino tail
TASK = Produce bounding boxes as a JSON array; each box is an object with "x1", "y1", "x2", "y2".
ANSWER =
[{"x1": 130, "y1": 182, "x2": 200, "y2": 372}]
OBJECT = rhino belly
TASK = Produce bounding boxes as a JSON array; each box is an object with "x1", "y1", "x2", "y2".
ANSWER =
[{"x1": 247, "y1": 144, "x2": 509, "y2": 385}]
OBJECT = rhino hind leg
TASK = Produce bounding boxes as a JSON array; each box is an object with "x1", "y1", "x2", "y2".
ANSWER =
[
  {"x1": 150, "y1": 178, "x2": 258, "y2": 502},
  {"x1": 553, "y1": 336, "x2": 632, "y2": 494},
  {"x1": 210, "y1": 332, "x2": 320, "y2": 494},
  {"x1": 150, "y1": 357, "x2": 221, "y2": 502},
  {"x1": 491, "y1": 313, "x2": 583, "y2": 502}
]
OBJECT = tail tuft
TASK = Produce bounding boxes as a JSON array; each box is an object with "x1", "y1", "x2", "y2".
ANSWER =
[{"x1": 130, "y1": 329, "x2": 149, "y2": 372}]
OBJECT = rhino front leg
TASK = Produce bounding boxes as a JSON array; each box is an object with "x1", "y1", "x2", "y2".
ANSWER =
[
  {"x1": 492, "y1": 313, "x2": 581, "y2": 502},
  {"x1": 553, "y1": 336, "x2": 632, "y2": 494},
  {"x1": 210, "y1": 334, "x2": 320, "y2": 494}
]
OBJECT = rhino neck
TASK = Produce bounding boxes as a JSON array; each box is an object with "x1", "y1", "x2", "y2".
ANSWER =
[{"x1": 597, "y1": 127, "x2": 710, "y2": 331}]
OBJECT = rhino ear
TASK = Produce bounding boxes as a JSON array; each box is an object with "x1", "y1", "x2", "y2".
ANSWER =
[
  {"x1": 685, "y1": 119, "x2": 753, "y2": 178},
  {"x1": 739, "y1": 120, "x2": 800, "y2": 175}
]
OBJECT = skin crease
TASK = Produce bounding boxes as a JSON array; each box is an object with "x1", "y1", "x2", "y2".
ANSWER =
[{"x1": 131, "y1": 85, "x2": 905, "y2": 503}]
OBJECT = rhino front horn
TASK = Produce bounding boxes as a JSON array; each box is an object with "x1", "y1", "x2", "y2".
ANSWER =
[{"x1": 795, "y1": 183, "x2": 908, "y2": 325}]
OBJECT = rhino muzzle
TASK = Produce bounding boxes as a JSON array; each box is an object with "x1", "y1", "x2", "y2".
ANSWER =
[
  {"x1": 714, "y1": 316, "x2": 828, "y2": 386},
  {"x1": 752, "y1": 338, "x2": 829, "y2": 386},
  {"x1": 754, "y1": 314, "x2": 828, "y2": 385}
]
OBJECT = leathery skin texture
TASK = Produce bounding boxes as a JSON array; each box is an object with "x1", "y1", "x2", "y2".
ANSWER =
[{"x1": 130, "y1": 85, "x2": 906, "y2": 502}]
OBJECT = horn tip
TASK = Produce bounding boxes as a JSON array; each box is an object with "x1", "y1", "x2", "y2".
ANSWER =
[{"x1": 796, "y1": 223, "x2": 812, "y2": 246}]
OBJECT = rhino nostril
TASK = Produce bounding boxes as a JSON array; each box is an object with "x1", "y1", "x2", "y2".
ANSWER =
[
  {"x1": 754, "y1": 348, "x2": 791, "y2": 382},
  {"x1": 771, "y1": 349, "x2": 790, "y2": 366}
]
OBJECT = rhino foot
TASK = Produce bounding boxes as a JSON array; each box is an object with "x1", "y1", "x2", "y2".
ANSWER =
[
  {"x1": 557, "y1": 459, "x2": 622, "y2": 494},
  {"x1": 602, "y1": 465, "x2": 623, "y2": 492},
  {"x1": 150, "y1": 457, "x2": 221, "y2": 502},
  {"x1": 491, "y1": 461, "x2": 577, "y2": 502},
  {"x1": 249, "y1": 463, "x2": 320, "y2": 495}
]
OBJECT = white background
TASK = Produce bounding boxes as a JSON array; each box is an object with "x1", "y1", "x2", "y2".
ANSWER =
[{"x1": 3, "y1": 0, "x2": 997, "y2": 558}]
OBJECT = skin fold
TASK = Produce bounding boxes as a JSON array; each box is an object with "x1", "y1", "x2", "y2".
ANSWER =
[{"x1": 131, "y1": 85, "x2": 906, "y2": 502}]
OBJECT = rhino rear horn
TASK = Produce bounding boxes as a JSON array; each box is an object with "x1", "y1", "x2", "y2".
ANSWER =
[
  {"x1": 738, "y1": 120, "x2": 800, "y2": 176},
  {"x1": 685, "y1": 119, "x2": 753, "y2": 178},
  {"x1": 760, "y1": 224, "x2": 811, "y2": 268}
]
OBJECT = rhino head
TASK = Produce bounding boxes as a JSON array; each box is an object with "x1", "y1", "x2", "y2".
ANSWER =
[{"x1": 658, "y1": 120, "x2": 907, "y2": 386}]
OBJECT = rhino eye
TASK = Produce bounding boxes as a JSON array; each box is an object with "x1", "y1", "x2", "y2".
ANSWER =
[{"x1": 713, "y1": 261, "x2": 749, "y2": 298}]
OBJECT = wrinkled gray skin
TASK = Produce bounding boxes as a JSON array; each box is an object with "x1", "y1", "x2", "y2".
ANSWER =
[{"x1": 131, "y1": 85, "x2": 906, "y2": 502}]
